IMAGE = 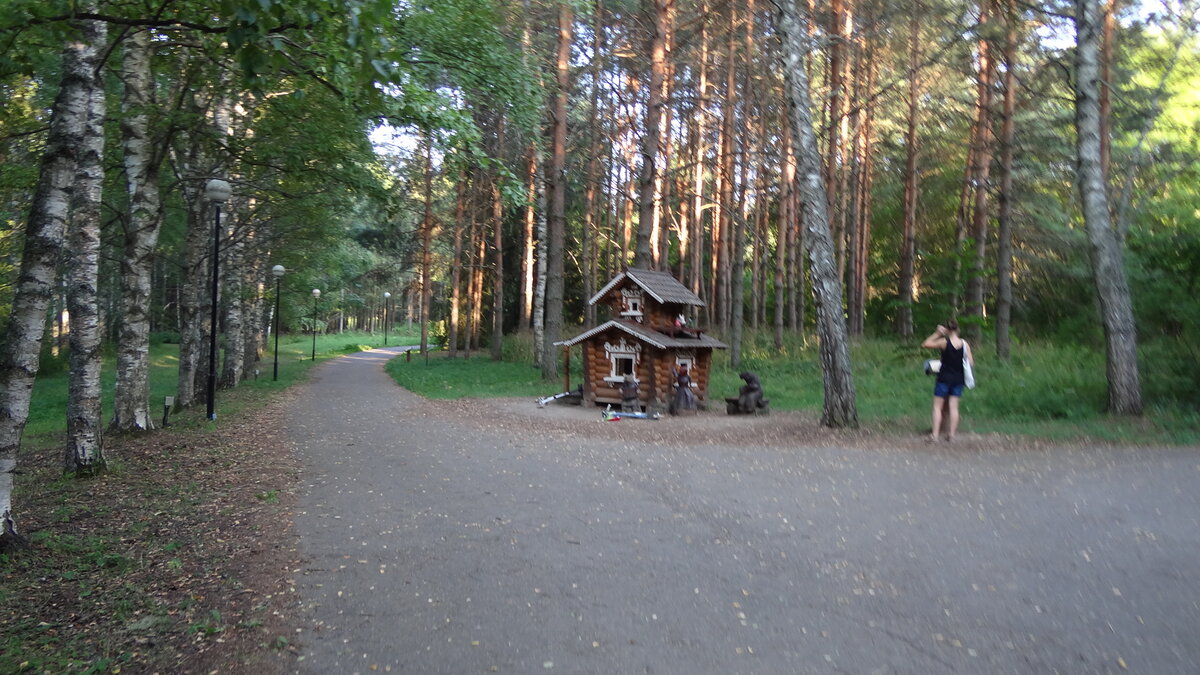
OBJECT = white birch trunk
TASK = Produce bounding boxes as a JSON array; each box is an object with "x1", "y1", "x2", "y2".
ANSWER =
[
  {"x1": 220, "y1": 214, "x2": 245, "y2": 388},
  {"x1": 113, "y1": 28, "x2": 162, "y2": 431},
  {"x1": 1, "y1": 14, "x2": 103, "y2": 548},
  {"x1": 532, "y1": 164, "x2": 548, "y2": 368},
  {"x1": 773, "y1": 0, "x2": 858, "y2": 428},
  {"x1": 176, "y1": 183, "x2": 208, "y2": 408},
  {"x1": 1074, "y1": 0, "x2": 1143, "y2": 414},
  {"x1": 66, "y1": 32, "x2": 108, "y2": 474}
]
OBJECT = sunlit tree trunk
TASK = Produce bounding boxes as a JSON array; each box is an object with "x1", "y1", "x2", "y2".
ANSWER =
[
  {"x1": 1074, "y1": 0, "x2": 1142, "y2": 414},
  {"x1": 773, "y1": 0, "x2": 858, "y2": 428},
  {"x1": 1, "y1": 13, "x2": 104, "y2": 549},
  {"x1": 520, "y1": 148, "x2": 537, "y2": 330},
  {"x1": 65, "y1": 18, "x2": 108, "y2": 475},
  {"x1": 541, "y1": 1, "x2": 571, "y2": 377},
  {"x1": 634, "y1": 0, "x2": 672, "y2": 269}
]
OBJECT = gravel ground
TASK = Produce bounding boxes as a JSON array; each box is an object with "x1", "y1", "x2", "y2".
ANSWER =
[{"x1": 283, "y1": 348, "x2": 1200, "y2": 674}]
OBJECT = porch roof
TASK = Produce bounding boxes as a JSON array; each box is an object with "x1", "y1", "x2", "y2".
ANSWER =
[{"x1": 555, "y1": 319, "x2": 727, "y2": 350}]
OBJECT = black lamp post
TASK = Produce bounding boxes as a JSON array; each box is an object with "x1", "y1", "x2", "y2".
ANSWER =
[
  {"x1": 271, "y1": 265, "x2": 285, "y2": 380},
  {"x1": 383, "y1": 291, "x2": 391, "y2": 346},
  {"x1": 204, "y1": 178, "x2": 231, "y2": 421},
  {"x1": 310, "y1": 288, "x2": 321, "y2": 360}
]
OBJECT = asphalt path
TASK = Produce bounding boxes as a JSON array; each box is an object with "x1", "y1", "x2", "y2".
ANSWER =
[{"x1": 287, "y1": 347, "x2": 1200, "y2": 674}]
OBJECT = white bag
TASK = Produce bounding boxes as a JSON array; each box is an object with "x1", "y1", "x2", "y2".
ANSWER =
[
  {"x1": 963, "y1": 343, "x2": 976, "y2": 389},
  {"x1": 924, "y1": 359, "x2": 941, "y2": 375}
]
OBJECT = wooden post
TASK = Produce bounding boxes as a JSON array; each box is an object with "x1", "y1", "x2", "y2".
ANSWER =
[{"x1": 563, "y1": 345, "x2": 570, "y2": 392}]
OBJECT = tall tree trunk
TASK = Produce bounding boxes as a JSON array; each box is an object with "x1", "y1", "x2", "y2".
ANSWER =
[
  {"x1": 1, "y1": 12, "x2": 104, "y2": 549},
  {"x1": 65, "y1": 18, "x2": 109, "y2": 475},
  {"x1": 850, "y1": 50, "x2": 877, "y2": 336},
  {"x1": 898, "y1": 1, "x2": 921, "y2": 338},
  {"x1": 995, "y1": 1, "x2": 1019, "y2": 360},
  {"x1": 688, "y1": 2, "x2": 710, "y2": 312},
  {"x1": 219, "y1": 212, "x2": 245, "y2": 388},
  {"x1": 449, "y1": 180, "x2": 466, "y2": 357},
  {"x1": 490, "y1": 120, "x2": 506, "y2": 362},
  {"x1": 633, "y1": 0, "x2": 672, "y2": 269},
  {"x1": 583, "y1": 1, "x2": 606, "y2": 326},
  {"x1": 716, "y1": 14, "x2": 737, "y2": 330},
  {"x1": 541, "y1": 1, "x2": 571, "y2": 378},
  {"x1": 520, "y1": 147, "x2": 537, "y2": 330},
  {"x1": 113, "y1": 28, "x2": 165, "y2": 431},
  {"x1": 423, "y1": 133, "x2": 436, "y2": 357},
  {"x1": 1074, "y1": 0, "x2": 1142, "y2": 414},
  {"x1": 775, "y1": 121, "x2": 794, "y2": 348},
  {"x1": 533, "y1": 163, "x2": 548, "y2": 366},
  {"x1": 653, "y1": 26, "x2": 677, "y2": 270},
  {"x1": 1099, "y1": 0, "x2": 1117, "y2": 181},
  {"x1": 176, "y1": 185, "x2": 208, "y2": 407},
  {"x1": 965, "y1": 7, "x2": 995, "y2": 344},
  {"x1": 773, "y1": 0, "x2": 858, "y2": 428},
  {"x1": 787, "y1": 130, "x2": 805, "y2": 333}
]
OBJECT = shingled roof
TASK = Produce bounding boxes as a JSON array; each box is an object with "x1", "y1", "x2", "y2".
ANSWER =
[
  {"x1": 555, "y1": 319, "x2": 727, "y2": 350},
  {"x1": 588, "y1": 268, "x2": 704, "y2": 307}
]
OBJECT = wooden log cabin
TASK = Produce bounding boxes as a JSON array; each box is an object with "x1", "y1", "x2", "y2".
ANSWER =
[{"x1": 557, "y1": 268, "x2": 727, "y2": 411}]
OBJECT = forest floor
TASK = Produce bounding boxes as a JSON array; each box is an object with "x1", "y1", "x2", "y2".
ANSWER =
[
  {"x1": 1, "y1": 390, "x2": 303, "y2": 674},
  {"x1": 2, "y1": 372, "x2": 1185, "y2": 673}
]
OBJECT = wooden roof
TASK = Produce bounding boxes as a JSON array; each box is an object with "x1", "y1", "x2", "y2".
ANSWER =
[
  {"x1": 556, "y1": 319, "x2": 728, "y2": 350},
  {"x1": 588, "y1": 268, "x2": 705, "y2": 307}
]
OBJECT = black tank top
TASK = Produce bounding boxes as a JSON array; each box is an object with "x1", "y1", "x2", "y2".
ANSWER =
[{"x1": 938, "y1": 339, "x2": 965, "y2": 387}]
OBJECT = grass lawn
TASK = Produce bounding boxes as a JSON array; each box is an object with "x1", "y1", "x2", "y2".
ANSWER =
[{"x1": 387, "y1": 331, "x2": 1200, "y2": 446}]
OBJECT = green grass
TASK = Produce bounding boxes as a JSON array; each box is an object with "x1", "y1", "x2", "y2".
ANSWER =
[
  {"x1": 388, "y1": 329, "x2": 1200, "y2": 446},
  {"x1": 24, "y1": 329, "x2": 422, "y2": 445}
]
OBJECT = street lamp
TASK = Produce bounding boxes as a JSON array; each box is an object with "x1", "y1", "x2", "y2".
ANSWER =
[
  {"x1": 311, "y1": 288, "x2": 321, "y2": 360},
  {"x1": 271, "y1": 265, "x2": 285, "y2": 380},
  {"x1": 204, "y1": 178, "x2": 232, "y2": 421},
  {"x1": 383, "y1": 291, "x2": 391, "y2": 346}
]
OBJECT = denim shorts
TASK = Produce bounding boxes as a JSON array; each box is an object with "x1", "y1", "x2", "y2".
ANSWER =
[{"x1": 934, "y1": 381, "x2": 964, "y2": 398}]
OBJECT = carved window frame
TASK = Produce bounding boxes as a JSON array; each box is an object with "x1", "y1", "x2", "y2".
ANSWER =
[
  {"x1": 619, "y1": 288, "x2": 644, "y2": 322},
  {"x1": 603, "y1": 338, "x2": 641, "y2": 383}
]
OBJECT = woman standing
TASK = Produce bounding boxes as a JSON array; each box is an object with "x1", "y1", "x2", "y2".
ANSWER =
[{"x1": 922, "y1": 320, "x2": 973, "y2": 442}]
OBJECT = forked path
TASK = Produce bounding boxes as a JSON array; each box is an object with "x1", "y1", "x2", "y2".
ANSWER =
[{"x1": 286, "y1": 348, "x2": 1200, "y2": 674}]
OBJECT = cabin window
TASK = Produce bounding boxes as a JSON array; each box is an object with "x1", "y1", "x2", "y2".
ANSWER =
[
  {"x1": 675, "y1": 352, "x2": 696, "y2": 387},
  {"x1": 620, "y1": 288, "x2": 644, "y2": 321},
  {"x1": 603, "y1": 338, "x2": 641, "y2": 383}
]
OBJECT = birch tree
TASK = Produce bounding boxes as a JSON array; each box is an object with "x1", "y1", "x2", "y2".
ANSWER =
[
  {"x1": 1074, "y1": 0, "x2": 1143, "y2": 414},
  {"x1": 65, "y1": 20, "x2": 109, "y2": 474},
  {"x1": 772, "y1": 0, "x2": 858, "y2": 428},
  {"x1": 1, "y1": 13, "x2": 106, "y2": 549}
]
